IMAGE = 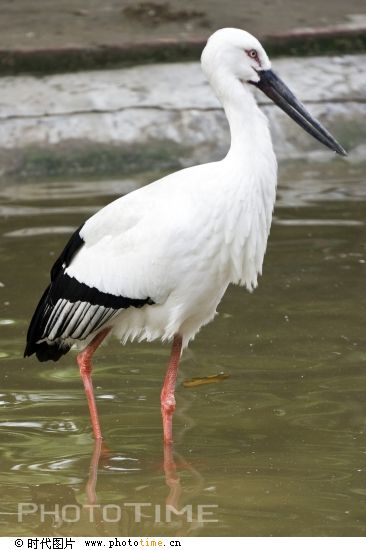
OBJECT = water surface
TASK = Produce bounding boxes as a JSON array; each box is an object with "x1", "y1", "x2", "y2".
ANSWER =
[{"x1": 0, "y1": 159, "x2": 365, "y2": 536}]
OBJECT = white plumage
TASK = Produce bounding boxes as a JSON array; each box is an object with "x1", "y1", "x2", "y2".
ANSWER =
[
  {"x1": 68, "y1": 150, "x2": 276, "y2": 348},
  {"x1": 25, "y1": 28, "x2": 345, "y2": 442}
]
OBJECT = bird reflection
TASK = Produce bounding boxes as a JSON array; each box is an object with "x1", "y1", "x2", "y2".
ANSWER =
[
  {"x1": 84, "y1": 437, "x2": 204, "y2": 536},
  {"x1": 163, "y1": 442, "x2": 182, "y2": 510},
  {"x1": 85, "y1": 439, "x2": 110, "y2": 505},
  {"x1": 84, "y1": 439, "x2": 187, "y2": 509}
]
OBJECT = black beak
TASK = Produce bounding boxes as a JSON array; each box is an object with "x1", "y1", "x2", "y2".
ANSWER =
[{"x1": 251, "y1": 69, "x2": 347, "y2": 156}]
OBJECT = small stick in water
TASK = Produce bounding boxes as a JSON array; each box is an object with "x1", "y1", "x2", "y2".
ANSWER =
[{"x1": 182, "y1": 372, "x2": 230, "y2": 388}]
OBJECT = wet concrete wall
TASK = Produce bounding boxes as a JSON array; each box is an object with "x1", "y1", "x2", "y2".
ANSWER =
[{"x1": 0, "y1": 54, "x2": 364, "y2": 180}]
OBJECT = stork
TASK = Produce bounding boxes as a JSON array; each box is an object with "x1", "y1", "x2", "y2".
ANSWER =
[{"x1": 24, "y1": 28, "x2": 346, "y2": 444}]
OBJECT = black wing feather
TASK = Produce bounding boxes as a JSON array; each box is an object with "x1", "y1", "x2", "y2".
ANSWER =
[
  {"x1": 24, "y1": 225, "x2": 154, "y2": 362},
  {"x1": 50, "y1": 224, "x2": 84, "y2": 282}
]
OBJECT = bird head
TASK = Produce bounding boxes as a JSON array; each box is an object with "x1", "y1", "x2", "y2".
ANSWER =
[
  {"x1": 201, "y1": 28, "x2": 347, "y2": 156},
  {"x1": 201, "y1": 28, "x2": 271, "y2": 84}
]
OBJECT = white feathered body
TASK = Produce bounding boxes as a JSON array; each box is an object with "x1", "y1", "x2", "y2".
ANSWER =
[{"x1": 67, "y1": 121, "x2": 277, "y2": 349}]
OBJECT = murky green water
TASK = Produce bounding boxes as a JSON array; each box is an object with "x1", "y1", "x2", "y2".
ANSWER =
[{"x1": 0, "y1": 159, "x2": 365, "y2": 536}]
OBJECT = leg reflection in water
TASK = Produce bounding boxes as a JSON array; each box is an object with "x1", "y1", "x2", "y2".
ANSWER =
[{"x1": 84, "y1": 438, "x2": 204, "y2": 535}]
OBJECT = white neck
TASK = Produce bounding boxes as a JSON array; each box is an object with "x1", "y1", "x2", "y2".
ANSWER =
[
  {"x1": 205, "y1": 68, "x2": 272, "y2": 165},
  {"x1": 207, "y1": 70, "x2": 278, "y2": 290},
  {"x1": 217, "y1": 74, "x2": 273, "y2": 164}
]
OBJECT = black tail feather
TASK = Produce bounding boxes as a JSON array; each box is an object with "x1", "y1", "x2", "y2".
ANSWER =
[
  {"x1": 24, "y1": 340, "x2": 71, "y2": 362},
  {"x1": 25, "y1": 284, "x2": 51, "y2": 351},
  {"x1": 24, "y1": 226, "x2": 85, "y2": 363},
  {"x1": 24, "y1": 283, "x2": 72, "y2": 362}
]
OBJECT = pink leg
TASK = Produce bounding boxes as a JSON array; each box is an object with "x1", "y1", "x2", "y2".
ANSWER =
[
  {"x1": 77, "y1": 327, "x2": 111, "y2": 440},
  {"x1": 161, "y1": 334, "x2": 183, "y2": 443}
]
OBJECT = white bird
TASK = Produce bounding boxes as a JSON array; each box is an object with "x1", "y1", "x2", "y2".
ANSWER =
[{"x1": 25, "y1": 28, "x2": 346, "y2": 444}]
